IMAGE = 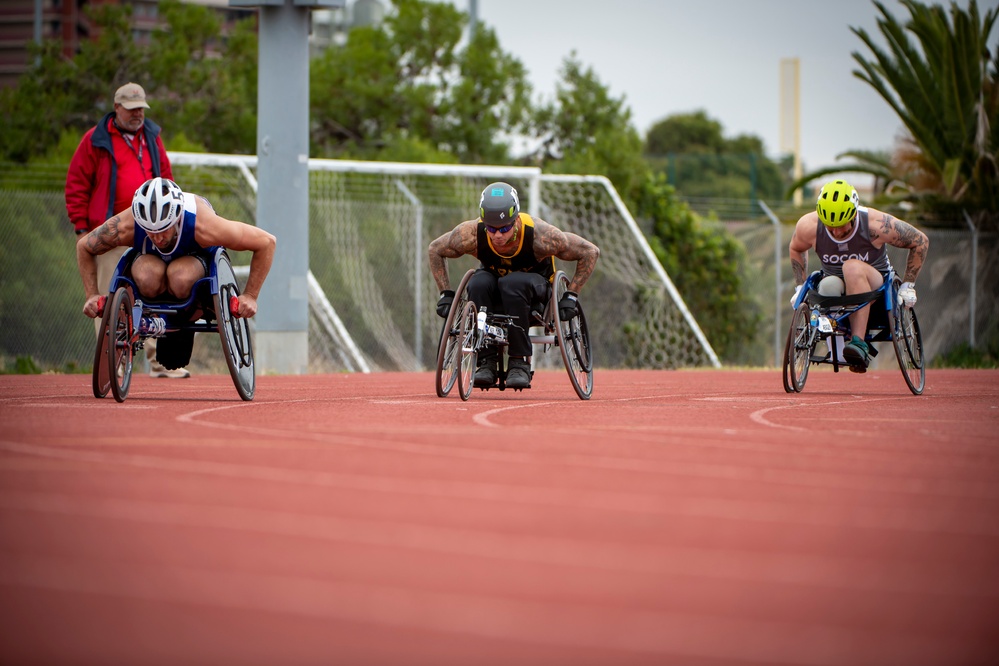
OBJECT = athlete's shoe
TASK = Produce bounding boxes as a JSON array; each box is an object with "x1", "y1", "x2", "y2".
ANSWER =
[
  {"x1": 842, "y1": 336, "x2": 870, "y2": 374},
  {"x1": 473, "y1": 358, "x2": 498, "y2": 388},
  {"x1": 150, "y1": 362, "x2": 191, "y2": 379},
  {"x1": 505, "y1": 358, "x2": 532, "y2": 389}
]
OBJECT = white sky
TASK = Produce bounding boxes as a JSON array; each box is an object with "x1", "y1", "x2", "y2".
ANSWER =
[{"x1": 451, "y1": 0, "x2": 993, "y2": 185}]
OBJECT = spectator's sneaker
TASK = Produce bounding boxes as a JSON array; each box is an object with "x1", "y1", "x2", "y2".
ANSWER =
[
  {"x1": 473, "y1": 359, "x2": 498, "y2": 388},
  {"x1": 150, "y1": 362, "x2": 191, "y2": 379},
  {"x1": 842, "y1": 336, "x2": 870, "y2": 374},
  {"x1": 505, "y1": 358, "x2": 532, "y2": 390}
]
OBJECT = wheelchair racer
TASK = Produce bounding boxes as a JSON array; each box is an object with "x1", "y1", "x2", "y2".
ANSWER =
[
  {"x1": 788, "y1": 179, "x2": 928, "y2": 372},
  {"x1": 77, "y1": 177, "x2": 277, "y2": 368},
  {"x1": 429, "y1": 182, "x2": 600, "y2": 389}
]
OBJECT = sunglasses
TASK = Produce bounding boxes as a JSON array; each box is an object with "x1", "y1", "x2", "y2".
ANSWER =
[{"x1": 485, "y1": 221, "x2": 515, "y2": 234}]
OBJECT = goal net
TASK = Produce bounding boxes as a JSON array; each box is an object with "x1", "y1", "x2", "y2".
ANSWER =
[{"x1": 170, "y1": 153, "x2": 718, "y2": 372}]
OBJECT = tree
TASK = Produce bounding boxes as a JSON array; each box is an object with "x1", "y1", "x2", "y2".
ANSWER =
[
  {"x1": 785, "y1": 149, "x2": 903, "y2": 200},
  {"x1": 309, "y1": 0, "x2": 532, "y2": 163},
  {"x1": 0, "y1": 4, "x2": 140, "y2": 162},
  {"x1": 794, "y1": 0, "x2": 998, "y2": 226},
  {"x1": 646, "y1": 110, "x2": 725, "y2": 155},
  {"x1": 144, "y1": 0, "x2": 259, "y2": 154},
  {"x1": 636, "y1": 173, "x2": 762, "y2": 362},
  {"x1": 644, "y1": 111, "x2": 789, "y2": 202},
  {"x1": 531, "y1": 54, "x2": 647, "y2": 203},
  {"x1": 0, "y1": 1, "x2": 258, "y2": 162}
]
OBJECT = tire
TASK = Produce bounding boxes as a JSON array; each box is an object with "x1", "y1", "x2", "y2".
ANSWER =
[
  {"x1": 891, "y1": 304, "x2": 925, "y2": 395},
  {"x1": 435, "y1": 269, "x2": 475, "y2": 398},
  {"x1": 457, "y1": 300, "x2": 478, "y2": 402},
  {"x1": 107, "y1": 286, "x2": 136, "y2": 403},
  {"x1": 214, "y1": 249, "x2": 255, "y2": 401},
  {"x1": 783, "y1": 303, "x2": 813, "y2": 393},
  {"x1": 92, "y1": 293, "x2": 115, "y2": 399},
  {"x1": 553, "y1": 271, "x2": 593, "y2": 400}
]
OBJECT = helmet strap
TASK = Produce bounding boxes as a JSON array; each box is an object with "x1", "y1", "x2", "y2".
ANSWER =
[{"x1": 149, "y1": 221, "x2": 183, "y2": 257}]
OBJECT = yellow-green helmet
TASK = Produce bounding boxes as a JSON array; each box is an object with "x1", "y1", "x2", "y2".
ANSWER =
[{"x1": 816, "y1": 179, "x2": 859, "y2": 227}]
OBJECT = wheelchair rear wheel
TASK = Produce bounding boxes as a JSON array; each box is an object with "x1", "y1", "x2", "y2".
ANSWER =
[
  {"x1": 107, "y1": 286, "x2": 136, "y2": 403},
  {"x1": 783, "y1": 303, "x2": 813, "y2": 393},
  {"x1": 457, "y1": 300, "x2": 478, "y2": 401},
  {"x1": 435, "y1": 269, "x2": 475, "y2": 398},
  {"x1": 891, "y1": 304, "x2": 925, "y2": 395},
  {"x1": 214, "y1": 250, "x2": 255, "y2": 401},
  {"x1": 553, "y1": 271, "x2": 593, "y2": 400}
]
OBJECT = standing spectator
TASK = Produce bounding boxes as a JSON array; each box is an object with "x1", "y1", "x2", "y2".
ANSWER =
[{"x1": 66, "y1": 82, "x2": 189, "y2": 378}]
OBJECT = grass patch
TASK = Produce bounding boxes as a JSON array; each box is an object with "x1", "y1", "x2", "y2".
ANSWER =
[
  {"x1": 931, "y1": 342, "x2": 999, "y2": 369},
  {"x1": 0, "y1": 355, "x2": 89, "y2": 375}
]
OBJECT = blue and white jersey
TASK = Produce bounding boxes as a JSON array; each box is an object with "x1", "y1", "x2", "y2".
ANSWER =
[{"x1": 133, "y1": 193, "x2": 219, "y2": 262}]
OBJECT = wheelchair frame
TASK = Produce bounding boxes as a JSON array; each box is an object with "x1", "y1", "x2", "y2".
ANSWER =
[
  {"x1": 782, "y1": 269, "x2": 925, "y2": 395},
  {"x1": 92, "y1": 246, "x2": 255, "y2": 402},
  {"x1": 434, "y1": 268, "x2": 593, "y2": 400}
]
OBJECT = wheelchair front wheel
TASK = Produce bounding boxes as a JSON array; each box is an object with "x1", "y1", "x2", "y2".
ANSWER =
[
  {"x1": 435, "y1": 269, "x2": 475, "y2": 398},
  {"x1": 783, "y1": 303, "x2": 813, "y2": 393},
  {"x1": 457, "y1": 300, "x2": 478, "y2": 402},
  {"x1": 107, "y1": 286, "x2": 136, "y2": 403},
  {"x1": 553, "y1": 271, "x2": 593, "y2": 400},
  {"x1": 214, "y1": 250, "x2": 255, "y2": 401},
  {"x1": 891, "y1": 304, "x2": 925, "y2": 395},
  {"x1": 92, "y1": 295, "x2": 116, "y2": 399}
]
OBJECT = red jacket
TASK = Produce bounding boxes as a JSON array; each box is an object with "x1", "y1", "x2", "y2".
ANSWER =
[{"x1": 65, "y1": 112, "x2": 172, "y2": 234}]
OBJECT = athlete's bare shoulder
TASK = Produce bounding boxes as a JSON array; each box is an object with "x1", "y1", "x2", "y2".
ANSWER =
[
  {"x1": 531, "y1": 218, "x2": 566, "y2": 257},
  {"x1": 430, "y1": 219, "x2": 479, "y2": 258},
  {"x1": 790, "y1": 211, "x2": 819, "y2": 250}
]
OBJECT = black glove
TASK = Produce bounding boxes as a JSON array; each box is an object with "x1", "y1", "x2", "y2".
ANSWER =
[
  {"x1": 558, "y1": 291, "x2": 578, "y2": 321},
  {"x1": 436, "y1": 290, "x2": 455, "y2": 318}
]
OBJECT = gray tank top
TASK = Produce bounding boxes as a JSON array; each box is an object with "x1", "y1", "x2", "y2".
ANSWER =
[{"x1": 815, "y1": 207, "x2": 891, "y2": 278}]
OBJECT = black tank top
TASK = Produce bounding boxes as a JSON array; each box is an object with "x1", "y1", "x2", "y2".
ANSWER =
[{"x1": 475, "y1": 213, "x2": 555, "y2": 281}]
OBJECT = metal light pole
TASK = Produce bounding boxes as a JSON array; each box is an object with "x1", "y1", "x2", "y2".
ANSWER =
[{"x1": 228, "y1": 0, "x2": 344, "y2": 374}]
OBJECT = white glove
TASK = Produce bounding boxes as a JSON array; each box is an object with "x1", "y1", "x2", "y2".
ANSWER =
[
  {"x1": 789, "y1": 284, "x2": 803, "y2": 308},
  {"x1": 898, "y1": 282, "x2": 917, "y2": 308}
]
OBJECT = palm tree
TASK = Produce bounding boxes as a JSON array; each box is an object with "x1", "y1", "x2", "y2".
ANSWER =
[
  {"x1": 853, "y1": 0, "x2": 997, "y2": 212},
  {"x1": 791, "y1": 1, "x2": 998, "y2": 225},
  {"x1": 785, "y1": 149, "x2": 896, "y2": 199}
]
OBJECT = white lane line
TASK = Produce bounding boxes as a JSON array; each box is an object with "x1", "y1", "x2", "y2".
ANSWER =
[
  {"x1": 17, "y1": 403, "x2": 157, "y2": 410},
  {"x1": 472, "y1": 393, "x2": 690, "y2": 428},
  {"x1": 749, "y1": 395, "x2": 916, "y2": 431},
  {"x1": 472, "y1": 401, "x2": 559, "y2": 427}
]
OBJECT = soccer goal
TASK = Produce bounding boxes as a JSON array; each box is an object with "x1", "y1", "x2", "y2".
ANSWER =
[{"x1": 169, "y1": 152, "x2": 719, "y2": 372}]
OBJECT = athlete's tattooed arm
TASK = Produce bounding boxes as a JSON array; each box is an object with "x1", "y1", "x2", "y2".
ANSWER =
[
  {"x1": 84, "y1": 215, "x2": 124, "y2": 255},
  {"x1": 428, "y1": 220, "x2": 478, "y2": 292},
  {"x1": 791, "y1": 255, "x2": 807, "y2": 285},
  {"x1": 534, "y1": 221, "x2": 600, "y2": 293},
  {"x1": 877, "y1": 212, "x2": 929, "y2": 283},
  {"x1": 77, "y1": 215, "x2": 129, "y2": 315}
]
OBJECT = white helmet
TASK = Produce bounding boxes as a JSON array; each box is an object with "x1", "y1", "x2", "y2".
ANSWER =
[{"x1": 132, "y1": 177, "x2": 184, "y2": 233}]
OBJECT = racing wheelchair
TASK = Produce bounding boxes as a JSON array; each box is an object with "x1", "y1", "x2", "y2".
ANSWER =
[
  {"x1": 782, "y1": 269, "x2": 924, "y2": 395},
  {"x1": 92, "y1": 246, "x2": 255, "y2": 403},
  {"x1": 434, "y1": 269, "x2": 593, "y2": 401}
]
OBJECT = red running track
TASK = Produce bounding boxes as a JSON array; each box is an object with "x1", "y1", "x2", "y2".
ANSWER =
[{"x1": 1, "y1": 368, "x2": 998, "y2": 665}]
